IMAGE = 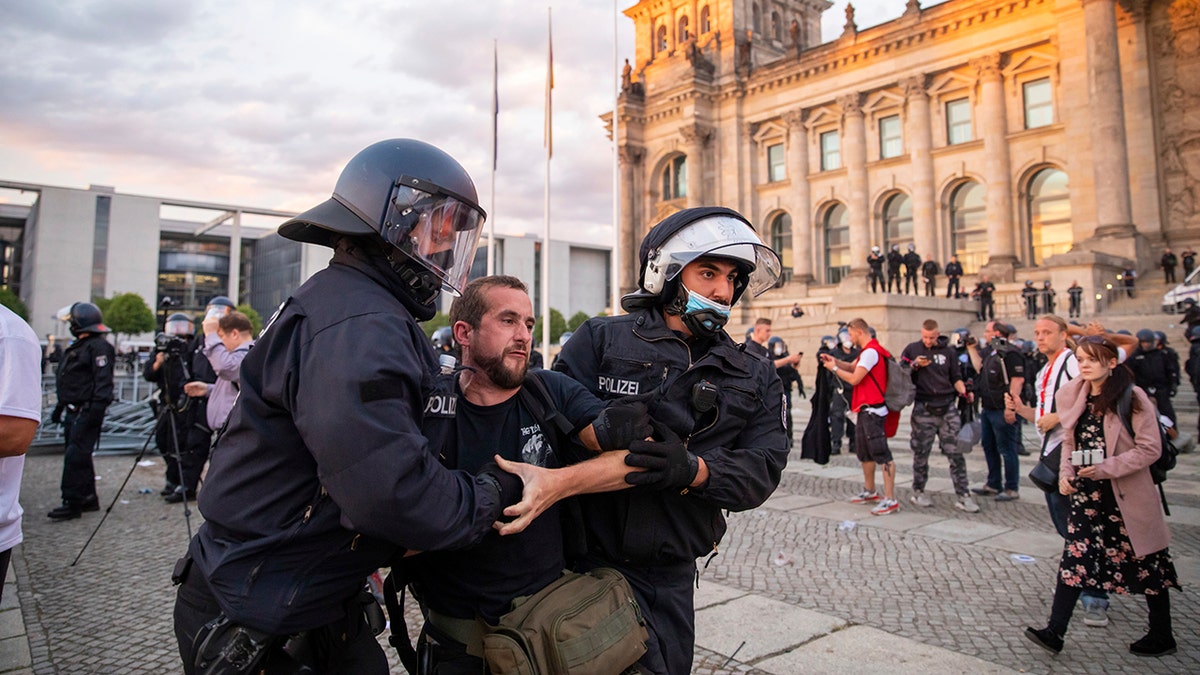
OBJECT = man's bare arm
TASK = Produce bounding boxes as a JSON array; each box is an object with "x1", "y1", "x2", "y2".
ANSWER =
[
  {"x1": 493, "y1": 451, "x2": 637, "y2": 536},
  {"x1": 0, "y1": 416, "x2": 38, "y2": 458}
]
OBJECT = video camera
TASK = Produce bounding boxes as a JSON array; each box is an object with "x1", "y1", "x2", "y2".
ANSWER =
[{"x1": 154, "y1": 332, "x2": 189, "y2": 357}]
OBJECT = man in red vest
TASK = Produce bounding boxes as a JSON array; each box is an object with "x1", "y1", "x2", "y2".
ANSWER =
[{"x1": 819, "y1": 318, "x2": 900, "y2": 515}]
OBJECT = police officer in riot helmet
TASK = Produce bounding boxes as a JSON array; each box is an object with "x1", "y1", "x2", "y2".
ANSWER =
[
  {"x1": 173, "y1": 139, "x2": 529, "y2": 674},
  {"x1": 554, "y1": 206, "x2": 789, "y2": 674},
  {"x1": 47, "y1": 302, "x2": 116, "y2": 520},
  {"x1": 144, "y1": 309, "x2": 217, "y2": 504}
]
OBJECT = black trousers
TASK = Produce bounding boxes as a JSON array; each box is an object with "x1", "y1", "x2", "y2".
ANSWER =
[
  {"x1": 1069, "y1": 296, "x2": 1081, "y2": 318},
  {"x1": 868, "y1": 271, "x2": 884, "y2": 293},
  {"x1": 905, "y1": 273, "x2": 919, "y2": 294},
  {"x1": 1165, "y1": 267, "x2": 1176, "y2": 283},
  {"x1": 1048, "y1": 578, "x2": 1171, "y2": 638},
  {"x1": 0, "y1": 548, "x2": 11, "y2": 606},
  {"x1": 174, "y1": 565, "x2": 388, "y2": 675},
  {"x1": 924, "y1": 277, "x2": 936, "y2": 296},
  {"x1": 61, "y1": 408, "x2": 102, "y2": 506},
  {"x1": 887, "y1": 272, "x2": 902, "y2": 293}
]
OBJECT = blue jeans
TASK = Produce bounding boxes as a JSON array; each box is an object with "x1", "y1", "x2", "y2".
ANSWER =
[
  {"x1": 980, "y1": 408, "x2": 1019, "y2": 492},
  {"x1": 1044, "y1": 490, "x2": 1109, "y2": 608}
]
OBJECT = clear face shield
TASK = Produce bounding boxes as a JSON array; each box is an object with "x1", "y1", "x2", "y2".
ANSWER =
[
  {"x1": 646, "y1": 216, "x2": 782, "y2": 301},
  {"x1": 381, "y1": 176, "x2": 486, "y2": 297},
  {"x1": 165, "y1": 317, "x2": 193, "y2": 337}
]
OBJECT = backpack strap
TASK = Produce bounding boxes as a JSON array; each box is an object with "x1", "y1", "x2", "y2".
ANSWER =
[
  {"x1": 518, "y1": 371, "x2": 576, "y2": 454},
  {"x1": 1115, "y1": 384, "x2": 1171, "y2": 515}
]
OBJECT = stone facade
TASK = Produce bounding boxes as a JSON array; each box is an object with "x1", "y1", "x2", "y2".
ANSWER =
[{"x1": 612, "y1": 0, "x2": 1200, "y2": 335}]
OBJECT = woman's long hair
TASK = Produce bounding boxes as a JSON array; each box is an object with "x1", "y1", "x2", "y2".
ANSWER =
[{"x1": 1075, "y1": 338, "x2": 1139, "y2": 417}]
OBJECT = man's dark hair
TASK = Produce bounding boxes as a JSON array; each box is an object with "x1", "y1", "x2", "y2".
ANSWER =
[
  {"x1": 450, "y1": 275, "x2": 528, "y2": 329},
  {"x1": 218, "y1": 311, "x2": 253, "y2": 335},
  {"x1": 848, "y1": 318, "x2": 870, "y2": 334},
  {"x1": 921, "y1": 319, "x2": 938, "y2": 331},
  {"x1": 755, "y1": 317, "x2": 772, "y2": 327}
]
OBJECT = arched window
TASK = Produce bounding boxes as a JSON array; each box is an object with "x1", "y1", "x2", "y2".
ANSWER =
[
  {"x1": 771, "y1": 11, "x2": 782, "y2": 41},
  {"x1": 661, "y1": 155, "x2": 687, "y2": 201},
  {"x1": 655, "y1": 23, "x2": 668, "y2": 54},
  {"x1": 700, "y1": 5, "x2": 711, "y2": 33},
  {"x1": 770, "y1": 212, "x2": 793, "y2": 284},
  {"x1": 1028, "y1": 168, "x2": 1072, "y2": 265},
  {"x1": 678, "y1": 15, "x2": 690, "y2": 42},
  {"x1": 882, "y1": 193, "x2": 913, "y2": 253},
  {"x1": 752, "y1": 3, "x2": 762, "y2": 34},
  {"x1": 824, "y1": 203, "x2": 850, "y2": 284},
  {"x1": 950, "y1": 181, "x2": 987, "y2": 273}
]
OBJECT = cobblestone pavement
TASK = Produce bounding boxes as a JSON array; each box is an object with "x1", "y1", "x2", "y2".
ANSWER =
[{"x1": 8, "y1": 399, "x2": 1198, "y2": 673}]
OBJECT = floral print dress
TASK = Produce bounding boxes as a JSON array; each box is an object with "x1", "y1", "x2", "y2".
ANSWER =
[{"x1": 1059, "y1": 397, "x2": 1179, "y2": 595}]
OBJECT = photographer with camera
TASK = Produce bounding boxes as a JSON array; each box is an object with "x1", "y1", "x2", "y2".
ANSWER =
[
  {"x1": 184, "y1": 308, "x2": 254, "y2": 433},
  {"x1": 967, "y1": 322, "x2": 1025, "y2": 502},
  {"x1": 144, "y1": 307, "x2": 216, "y2": 504}
]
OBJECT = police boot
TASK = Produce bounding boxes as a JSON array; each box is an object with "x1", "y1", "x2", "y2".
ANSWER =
[
  {"x1": 164, "y1": 486, "x2": 197, "y2": 504},
  {"x1": 48, "y1": 503, "x2": 82, "y2": 521}
]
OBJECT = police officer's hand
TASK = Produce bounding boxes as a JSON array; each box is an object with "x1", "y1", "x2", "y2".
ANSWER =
[
  {"x1": 50, "y1": 403, "x2": 64, "y2": 425},
  {"x1": 624, "y1": 422, "x2": 699, "y2": 490},
  {"x1": 591, "y1": 396, "x2": 653, "y2": 451},
  {"x1": 86, "y1": 402, "x2": 107, "y2": 426}
]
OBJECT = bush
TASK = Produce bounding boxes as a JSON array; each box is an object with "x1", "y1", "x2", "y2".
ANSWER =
[
  {"x1": 236, "y1": 304, "x2": 264, "y2": 336},
  {"x1": 534, "y1": 308, "x2": 567, "y2": 345},
  {"x1": 567, "y1": 311, "x2": 590, "y2": 332},
  {"x1": 422, "y1": 311, "x2": 451, "y2": 339},
  {"x1": 0, "y1": 286, "x2": 28, "y2": 320}
]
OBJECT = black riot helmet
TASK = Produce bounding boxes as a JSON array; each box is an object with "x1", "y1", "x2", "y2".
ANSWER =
[
  {"x1": 622, "y1": 207, "x2": 781, "y2": 338},
  {"x1": 768, "y1": 335, "x2": 788, "y2": 358},
  {"x1": 67, "y1": 302, "x2": 110, "y2": 337},
  {"x1": 164, "y1": 312, "x2": 194, "y2": 337},
  {"x1": 278, "y1": 139, "x2": 487, "y2": 312},
  {"x1": 431, "y1": 326, "x2": 455, "y2": 351}
]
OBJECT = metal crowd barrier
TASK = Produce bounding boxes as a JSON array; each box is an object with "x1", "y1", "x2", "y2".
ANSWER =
[{"x1": 34, "y1": 373, "x2": 158, "y2": 454}]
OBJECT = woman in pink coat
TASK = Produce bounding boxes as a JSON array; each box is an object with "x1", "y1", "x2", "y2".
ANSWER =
[{"x1": 1025, "y1": 336, "x2": 1178, "y2": 657}]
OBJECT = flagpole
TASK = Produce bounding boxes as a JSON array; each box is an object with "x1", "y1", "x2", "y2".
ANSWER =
[
  {"x1": 488, "y1": 39, "x2": 498, "y2": 277},
  {"x1": 541, "y1": 6, "x2": 552, "y2": 362},
  {"x1": 611, "y1": 0, "x2": 620, "y2": 316}
]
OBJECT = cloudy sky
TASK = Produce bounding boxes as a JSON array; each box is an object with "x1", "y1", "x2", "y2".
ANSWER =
[{"x1": 0, "y1": 0, "x2": 922, "y2": 245}]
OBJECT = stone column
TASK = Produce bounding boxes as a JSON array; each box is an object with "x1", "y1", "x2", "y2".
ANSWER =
[
  {"x1": 974, "y1": 54, "x2": 1017, "y2": 276},
  {"x1": 841, "y1": 94, "x2": 870, "y2": 275},
  {"x1": 903, "y1": 74, "x2": 937, "y2": 261},
  {"x1": 680, "y1": 123, "x2": 712, "y2": 208},
  {"x1": 1083, "y1": 0, "x2": 1135, "y2": 239},
  {"x1": 618, "y1": 146, "x2": 644, "y2": 297},
  {"x1": 783, "y1": 109, "x2": 813, "y2": 283}
]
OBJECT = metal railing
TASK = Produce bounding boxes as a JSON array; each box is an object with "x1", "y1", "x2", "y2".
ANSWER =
[{"x1": 34, "y1": 373, "x2": 159, "y2": 453}]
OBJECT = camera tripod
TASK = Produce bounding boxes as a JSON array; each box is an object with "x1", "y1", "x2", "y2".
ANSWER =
[{"x1": 72, "y1": 348, "x2": 198, "y2": 566}]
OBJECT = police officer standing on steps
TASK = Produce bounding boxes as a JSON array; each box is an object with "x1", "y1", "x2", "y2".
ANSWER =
[
  {"x1": 867, "y1": 245, "x2": 885, "y2": 293},
  {"x1": 903, "y1": 243, "x2": 921, "y2": 295},
  {"x1": 1129, "y1": 329, "x2": 1177, "y2": 426},
  {"x1": 553, "y1": 206, "x2": 789, "y2": 675},
  {"x1": 887, "y1": 244, "x2": 904, "y2": 293},
  {"x1": 1022, "y1": 281, "x2": 1039, "y2": 320},
  {"x1": 944, "y1": 255, "x2": 963, "y2": 298},
  {"x1": 172, "y1": 139, "x2": 531, "y2": 674},
  {"x1": 1067, "y1": 280, "x2": 1084, "y2": 318},
  {"x1": 921, "y1": 256, "x2": 939, "y2": 297},
  {"x1": 47, "y1": 303, "x2": 115, "y2": 520}
]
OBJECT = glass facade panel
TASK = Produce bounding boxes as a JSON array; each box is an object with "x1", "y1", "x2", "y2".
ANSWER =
[
  {"x1": 824, "y1": 203, "x2": 850, "y2": 284},
  {"x1": 946, "y1": 98, "x2": 972, "y2": 144},
  {"x1": 662, "y1": 155, "x2": 687, "y2": 200},
  {"x1": 950, "y1": 181, "x2": 988, "y2": 273},
  {"x1": 1028, "y1": 168, "x2": 1072, "y2": 265},
  {"x1": 767, "y1": 143, "x2": 785, "y2": 182},
  {"x1": 157, "y1": 236, "x2": 230, "y2": 314},
  {"x1": 1024, "y1": 78, "x2": 1053, "y2": 129},
  {"x1": 92, "y1": 195, "x2": 110, "y2": 300},
  {"x1": 770, "y1": 212, "x2": 792, "y2": 284},
  {"x1": 820, "y1": 131, "x2": 840, "y2": 171},
  {"x1": 879, "y1": 115, "x2": 903, "y2": 159},
  {"x1": 883, "y1": 193, "x2": 913, "y2": 252}
]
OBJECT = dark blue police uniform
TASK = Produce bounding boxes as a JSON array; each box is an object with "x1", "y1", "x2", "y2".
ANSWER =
[{"x1": 54, "y1": 333, "x2": 115, "y2": 508}]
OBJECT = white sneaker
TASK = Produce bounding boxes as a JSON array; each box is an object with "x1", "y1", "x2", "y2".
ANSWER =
[
  {"x1": 850, "y1": 490, "x2": 880, "y2": 504},
  {"x1": 1082, "y1": 604, "x2": 1110, "y2": 627},
  {"x1": 871, "y1": 499, "x2": 900, "y2": 516},
  {"x1": 910, "y1": 490, "x2": 933, "y2": 508},
  {"x1": 955, "y1": 496, "x2": 980, "y2": 513}
]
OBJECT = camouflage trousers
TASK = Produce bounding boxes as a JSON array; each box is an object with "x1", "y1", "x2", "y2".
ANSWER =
[{"x1": 910, "y1": 402, "x2": 969, "y2": 496}]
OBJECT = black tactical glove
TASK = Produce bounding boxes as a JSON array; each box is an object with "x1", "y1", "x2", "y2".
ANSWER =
[
  {"x1": 624, "y1": 422, "x2": 700, "y2": 490},
  {"x1": 86, "y1": 402, "x2": 107, "y2": 426},
  {"x1": 477, "y1": 462, "x2": 524, "y2": 509},
  {"x1": 50, "y1": 403, "x2": 64, "y2": 425},
  {"x1": 591, "y1": 396, "x2": 653, "y2": 451}
]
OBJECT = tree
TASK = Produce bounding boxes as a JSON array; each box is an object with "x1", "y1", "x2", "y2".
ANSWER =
[
  {"x1": 103, "y1": 292, "x2": 155, "y2": 346},
  {"x1": 0, "y1": 286, "x2": 28, "y2": 320},
  {"x1": 567, "y1": 311, "x2": 590, "y2": 332},
  {"x1": 534, "y1": 308, "x2": 567, "y2": 345},
  {"x1": 235, "y1": 304, "x2": 264, "y2": 336},
  {"x1": 422, "y1": 311, "x2": 451, "y2": 339}
]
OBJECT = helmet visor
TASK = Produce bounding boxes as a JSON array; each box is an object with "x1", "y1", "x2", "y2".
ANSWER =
[
  {"x1": 655, "y1": 216, "x2": 782, "y2": 298},
  {"x1": 381, "y1": 176, "x2": 486, "y2": 297},
  {"x1": 165, "y1": 318, "x2": 193, "y2": 336}
]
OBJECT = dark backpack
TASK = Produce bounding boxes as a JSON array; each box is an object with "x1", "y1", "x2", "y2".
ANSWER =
[
  {"x1": 1116, "y1": 385, "x2": 1177, "y2": 515},
  {"x1": 866, "y1": 352, "x2": 915, "y2": 411}
]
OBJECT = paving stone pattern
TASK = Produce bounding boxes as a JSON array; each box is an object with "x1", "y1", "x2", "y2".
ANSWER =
[{"x1": 9, "y1": 404, "x2": 1199, "y2": 675}]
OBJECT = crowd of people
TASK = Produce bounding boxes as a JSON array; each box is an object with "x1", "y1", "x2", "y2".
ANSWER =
[{"x1": 1, "y1": 136, "x2": 1190, "y2": 672}]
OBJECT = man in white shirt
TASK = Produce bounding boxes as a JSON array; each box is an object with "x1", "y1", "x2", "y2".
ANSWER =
[{"x1": 0, "y1": 304, "x2": 42, "y2": 602}]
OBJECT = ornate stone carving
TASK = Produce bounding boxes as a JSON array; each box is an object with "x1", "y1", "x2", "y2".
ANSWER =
[
  {"x1": 618, "y1": 146, "x2": 644, "y2": 166},
  {"x1": 904, "y1": 0, "x2": 922, "y2": 17},
  {"x1": 843, "y1": 4, "x2": 858, "y2": 38},
  {"x1": 782, "y1": 110, "x2": 806, "y2": 130},
  {"x1": 1154, "y1": 0, "x2": 1200, "y2": 230},
  {"x1": 680, "y1": 123, "x2": 714, "y2": 146},
  {"x1": 837, "y1": 93, "x2": 863, "y2": 116},
  {"x1": 901, "y1": 74, "x2": 928, "y2": 100},
  {"x1": 970, "y1": 54, "x2": 1003, "y2": 81}
]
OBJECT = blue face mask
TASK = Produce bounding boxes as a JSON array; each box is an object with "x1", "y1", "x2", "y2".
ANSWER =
[{"x1": 681, "y1": 286, "x2": 732, "y2": 335}]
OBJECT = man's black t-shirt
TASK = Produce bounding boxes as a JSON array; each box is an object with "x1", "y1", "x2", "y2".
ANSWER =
[
  {"x1": 414, "y1": 374, "x2": 602, "y2": 624},
  {"x1": 976, "y1": 345, "x2": 1025, "y2": 410}
]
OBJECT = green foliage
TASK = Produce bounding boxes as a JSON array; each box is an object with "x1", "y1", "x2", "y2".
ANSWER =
[
  {"x1": 103, "y1": 292, "x2": 156, "y2": 342},
  {"x1": 534, "y1": 308, "x2": 568, "y2": 345},
  {"x1": 0, "y1": 286, "x2": 29, "y2": 320},
  {"x1": 567, "y1": 311, "x2": 590, "y2": 332},
  {"x1": 236, "y1": 304, "x2": 263, "y2": 336},
  {"x1": 92, "y1": 295, "x2": 111, "y2": 316},
  {"x1": 422, "y1": 311, "x2": 451, "y2": 339}
]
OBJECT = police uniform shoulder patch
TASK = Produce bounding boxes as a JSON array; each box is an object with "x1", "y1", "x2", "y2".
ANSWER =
[{"x1": 95, "y1": 355, "x2": 108, "y2": 368}]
